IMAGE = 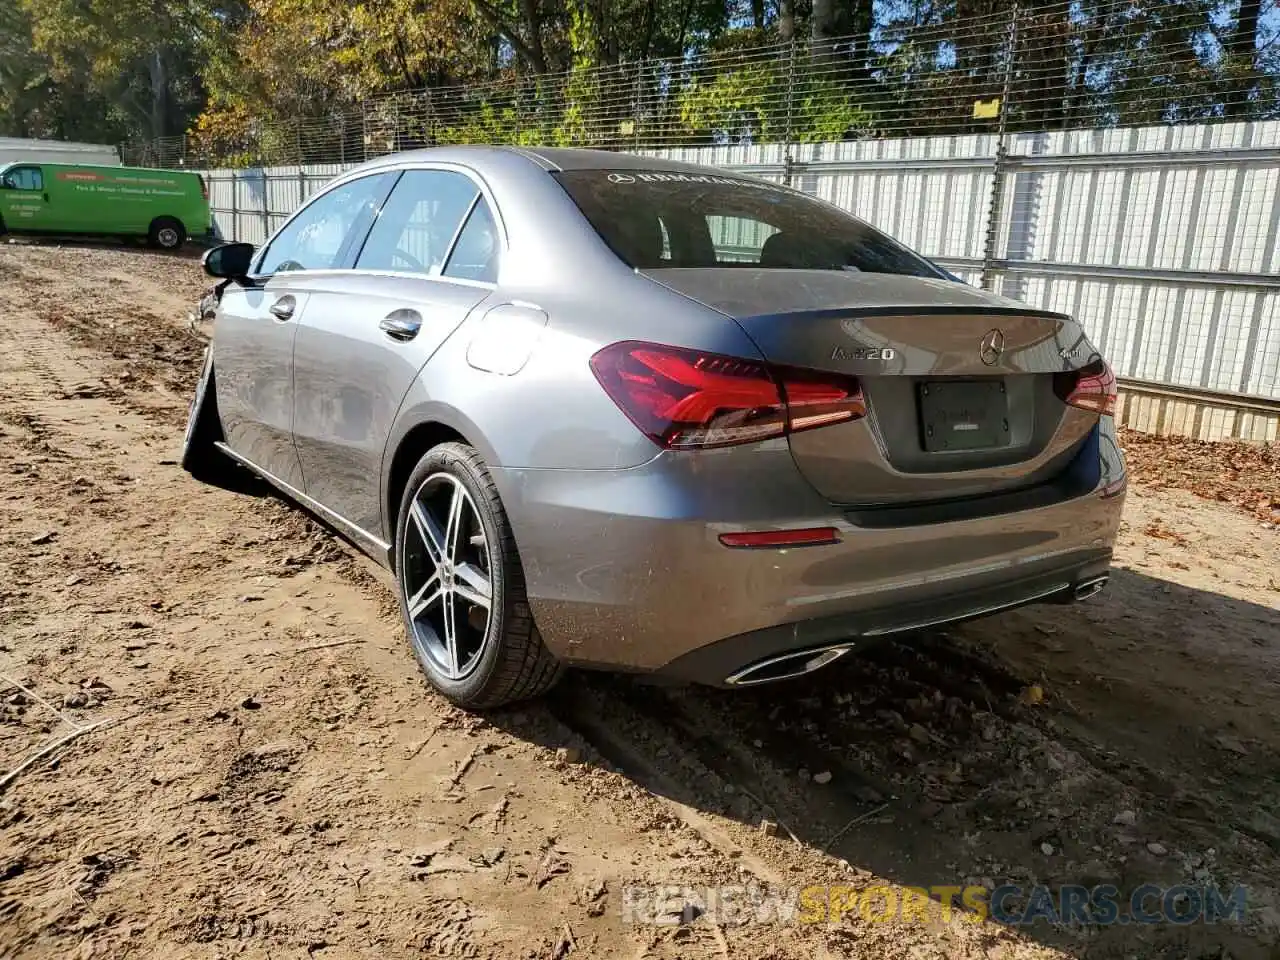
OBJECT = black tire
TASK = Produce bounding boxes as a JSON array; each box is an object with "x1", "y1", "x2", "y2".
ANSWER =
[
  {"x1": 395, "y1": 442, "x2": 563, "y2": 709},
  {"x1": 181, "y1": 346, "x2": 233, "y2": 482},
  {"x1": 149, "y1": 217, "x2": 186, "y2": 251}
]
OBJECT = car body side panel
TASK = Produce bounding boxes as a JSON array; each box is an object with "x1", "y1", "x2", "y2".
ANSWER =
[{"x1": 292, "y1": 272, "x2": 491, "y2": 537}]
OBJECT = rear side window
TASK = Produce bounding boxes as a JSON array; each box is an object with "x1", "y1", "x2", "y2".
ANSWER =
[
  {"x1": 443, "y1": 199, "x2": 499, "y2": 283},
  {"x1": 356, "y1": 170, "x2": 480, "y2": 276},
  {"x1": 552, "y1": 170, "x2": 941, "y2": 277},
  {"x1": 2, "y1": 167, "x2": 43, "y2": 191},
  {"x1": 258, "y1": 173, "x2": 392, "y2": 275}
]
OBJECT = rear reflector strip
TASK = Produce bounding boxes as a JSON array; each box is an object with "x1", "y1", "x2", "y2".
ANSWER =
[{"x1": 718, "y1": 527, "x2": 841, "y2": 549}]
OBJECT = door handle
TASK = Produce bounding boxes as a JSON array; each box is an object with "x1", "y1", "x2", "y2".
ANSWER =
[
  {"x1": 42, "y1": 193, "x2": 49, "y2": 203},
  {"x1": 268, "y1": 296, "x2": 296, "y2": 321},
  {"x1": 379, "y1": 310, "x2": 422, "y2": 342}
]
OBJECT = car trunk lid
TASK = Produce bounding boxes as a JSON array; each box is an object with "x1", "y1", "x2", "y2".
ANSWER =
[{"x1": 643, "y1": 268, "x2": 1102, "y2": 506}]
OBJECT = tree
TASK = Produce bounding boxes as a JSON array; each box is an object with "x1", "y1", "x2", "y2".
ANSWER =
[{"x1": 17, "y1": 0, "x2": 223, "y2": 139}]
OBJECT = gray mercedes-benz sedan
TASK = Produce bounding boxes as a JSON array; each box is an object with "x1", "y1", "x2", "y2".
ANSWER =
[{"x1": 183, "y1": 146, "x2": 1126, "y2": 708}]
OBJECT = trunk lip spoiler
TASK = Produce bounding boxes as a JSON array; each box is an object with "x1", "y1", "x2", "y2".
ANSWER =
[{"x1": 636, "y1": 269, "x2": 1073, "y2": 325}]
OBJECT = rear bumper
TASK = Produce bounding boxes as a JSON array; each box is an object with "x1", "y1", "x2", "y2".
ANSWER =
[
  {"x1": 658, "y1": 553, "x2": 1111, "y2": 685},
  {"x1": 493, "y1": 421, "x2": 1125, "y2": 683}
]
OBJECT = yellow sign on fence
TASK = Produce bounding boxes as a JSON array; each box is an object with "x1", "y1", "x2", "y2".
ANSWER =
[{"x1": 973, "y1": 98, "x2": 1002, "y2": 119}]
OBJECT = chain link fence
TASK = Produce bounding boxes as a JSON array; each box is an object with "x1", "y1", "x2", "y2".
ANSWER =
[{"x1": 122, "y1": 0, "x2": 1280, "y2": 169}]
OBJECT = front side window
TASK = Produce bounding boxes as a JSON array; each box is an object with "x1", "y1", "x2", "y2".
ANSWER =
[
  {"x1": 258, "y1": 173, "x2": 391, "y2": 275},
  {"x1": 356, "y1": 170, "x2": 481, "y2": 276},
  {"x1": 2, "y1": 167, "x2": 43, "y2": 191},
  {"x1": 552, "y1": 169, "x2": 942, "y2": 278}
]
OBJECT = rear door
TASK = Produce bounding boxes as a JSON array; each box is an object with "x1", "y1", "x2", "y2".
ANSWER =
[
  {"x1": 291, "y1": 167, "x2": 499, "y2": 536},
  {"x1": 213, "y1": 171, "x2": 395, "y2": 491},
  {"x1": 0, "y1": 165, "x2": 55, "y2": 231}
]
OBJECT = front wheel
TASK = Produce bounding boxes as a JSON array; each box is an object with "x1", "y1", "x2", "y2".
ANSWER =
[
  {"x1": 395, "y1": 442, "x2": 562, "y2": 709},
  {"x1": 149, "y1": 217, "x2": 186, "y2": 250},
  {"x1": 181, "y1": 346, "x2": 232, "y2": 482}
]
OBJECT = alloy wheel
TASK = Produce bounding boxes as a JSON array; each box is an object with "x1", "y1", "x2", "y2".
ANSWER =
[{"x1": 401, "y1": 472, "x2": 494, "y2": 680}]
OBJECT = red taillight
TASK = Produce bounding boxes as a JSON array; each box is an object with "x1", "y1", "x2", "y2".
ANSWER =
[
  {"x1": 1054, "y1": 358, "x2": 1117, "y2": 417},
  {"x1": 719, "y1": 527, "x2": 841, "y2": 548},
  {"x1": 590, "y1": 341, "x2": 865, "y2": 450}
]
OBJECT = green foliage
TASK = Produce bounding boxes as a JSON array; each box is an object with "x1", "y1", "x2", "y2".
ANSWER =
[
  {"x1": 434, "y1": 102, "x2": 555, "y2": 147},
  {"x1": 678, "y1": 60, "x2": 872, "y2": 143}
]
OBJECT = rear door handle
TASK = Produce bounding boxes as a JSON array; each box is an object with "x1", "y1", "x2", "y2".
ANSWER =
[
  {"x1": 268, "y1": 296, "x2": 296, "y2": 321},
  {"x1": 380, "y1": 309, "x2": 422, "y2": 342}
]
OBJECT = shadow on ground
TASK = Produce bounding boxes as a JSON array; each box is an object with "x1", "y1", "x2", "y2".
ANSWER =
[{"x1": 489, "y1": 566, "x2": 1280, "y2": 960}]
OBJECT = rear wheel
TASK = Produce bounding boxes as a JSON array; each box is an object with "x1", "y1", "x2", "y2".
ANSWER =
[
  {"x1": 395, "y1": 442, "x2": 562, "y2": 709},
  {"x1": 149, "y1": 217, "x2": 186, "y2": 250}
]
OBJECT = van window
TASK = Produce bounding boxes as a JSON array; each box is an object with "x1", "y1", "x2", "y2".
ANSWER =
[
  {"x1": 257, "y1": 173, "x2": 393, "y2": 275},
  {"x1": 355, "y1": 170, "x2": 479, "y2": 276},
  {"x1": 2, "y1": 167, "x2": 43, "y2": 191}
]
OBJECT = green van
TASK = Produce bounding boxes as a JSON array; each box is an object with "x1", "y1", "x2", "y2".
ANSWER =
[{"x1": 0, "y1": 162, "x2": 211, "y2": 249}]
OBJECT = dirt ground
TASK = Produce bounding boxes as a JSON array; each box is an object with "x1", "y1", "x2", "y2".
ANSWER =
[{"x1": 0, "y1": 242, "x2": 1277, "y2": 960}]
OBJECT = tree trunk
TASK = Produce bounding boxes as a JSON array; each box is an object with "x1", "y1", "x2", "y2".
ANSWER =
[
  {"x1": 147, "y1": 48, "x2": 169, "y2": 139},
  {"x1": 836, "y1": 0, "x2": 873, "y2": 82},
  {"x1": 751, "y1": 0, "x2": 764, "y2": 30},
  {"x1": 778, "y1": 0, "x2": 795, "y2": 42},
  {"x1": 517, "y1": 0, "x2": 548, "y2": 73},
  {"x1": 1226, "y1": 0, "x2": 1262, "y2": 117},
  {"x1": 811, "y1": 0, "x2": 837, "y2": 62}
]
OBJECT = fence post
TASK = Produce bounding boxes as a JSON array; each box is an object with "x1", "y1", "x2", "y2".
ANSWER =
[
  {"x1": 229, "y1": 171, "x2": 238, "y2": 243},
  {"x1": 260, "y1": 170, "x2": 270, "y2": 242},
  {"x1": 782, "y1": 37, "x2": 798, "y2": 187},
  {"x1": 361, "y1": 101, "x2": 369, "y2": 162},
  {"x1": 633, "y1": 61, "x2": 643, "y2": 151},
  {"x1": 980, "y1": 3, "x2": 1019, "y2": 291}
]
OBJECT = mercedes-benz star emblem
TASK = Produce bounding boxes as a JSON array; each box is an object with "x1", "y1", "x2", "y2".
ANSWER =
[
  {"x1": 979, "y1": 328, "x2": 1006, "y2": 366},
  {"x1": 607, "y1": 172, "x2": 636, "y2": 184}
]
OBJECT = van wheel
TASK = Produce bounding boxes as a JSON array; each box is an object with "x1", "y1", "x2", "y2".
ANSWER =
[{"x1": 149, "y1": 217, "x2": 186, "y2": 251}]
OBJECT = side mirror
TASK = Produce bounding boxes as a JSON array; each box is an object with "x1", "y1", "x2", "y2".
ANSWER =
[{"x1": 203, "y1": 242, "x2": 255, "y2": 280}]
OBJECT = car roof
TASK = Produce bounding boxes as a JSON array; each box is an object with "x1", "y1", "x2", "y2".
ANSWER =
[{"x1": 346, "y1": 144, "x2": 726, "y2": 179}]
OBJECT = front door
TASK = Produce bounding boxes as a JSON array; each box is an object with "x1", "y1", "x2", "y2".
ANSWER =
[
  {"x1": 0, "y1": 166, "x2": 54, "y2": 231},
  {"x1": 291, "y1": 170, "x2": 500, "y2": 538},
  {"x1": 212, "y1": 278, "x2": 312, "y2": 491},
  {"x1": 212, "y1": 171, "x2": 396, "y2": 490}
]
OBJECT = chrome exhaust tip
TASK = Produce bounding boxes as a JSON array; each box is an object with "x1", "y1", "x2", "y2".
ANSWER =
[
  {"x1": 1073, "y1": 575, "x2": 1109, "y2": 601},
  {"x1": 725, "y1": 644, "x2": 853, "y2": 687}
]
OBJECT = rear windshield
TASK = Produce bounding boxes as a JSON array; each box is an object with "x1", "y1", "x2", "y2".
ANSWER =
[{"x1": 552, "y1": 169, "x2": 942, "y2": 277}]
